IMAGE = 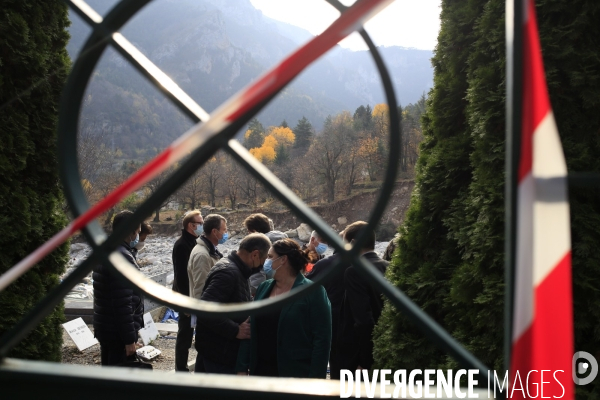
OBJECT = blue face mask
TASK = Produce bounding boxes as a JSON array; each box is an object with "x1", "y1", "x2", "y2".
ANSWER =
[
  {"x1": 315, "y1": 243, "x2": 328, "y2": 255},
  {"x1": 129, "y1": 233, "x2": 139, "y2": 249},
  {"x1": 194, "y1": 224, "x2": 204, "y2": 236},
  {"x1": 263, "y1": 256, "x2": 282, "y2": 278},
  {"x1": 218, "y1": 232, "x2": 229, "y2": 245}
]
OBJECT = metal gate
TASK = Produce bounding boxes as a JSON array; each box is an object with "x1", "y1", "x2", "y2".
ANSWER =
[{"x1": 0, "y1": 0, "x2": 567, "y2": 397}]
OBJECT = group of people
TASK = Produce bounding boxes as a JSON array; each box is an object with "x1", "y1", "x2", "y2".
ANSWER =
[{"x1": 93, "y1": 210, "x2": 389, "y2": 379}]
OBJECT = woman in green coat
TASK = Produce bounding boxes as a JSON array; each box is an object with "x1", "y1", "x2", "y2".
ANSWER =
[{"x1": 236, "y1": 239, "x2": 332, "y2": 378}]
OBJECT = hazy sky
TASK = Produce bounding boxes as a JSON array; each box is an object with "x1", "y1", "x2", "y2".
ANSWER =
[{"x1": 249, "y1": 0, "x2": 442, "y2": 51}]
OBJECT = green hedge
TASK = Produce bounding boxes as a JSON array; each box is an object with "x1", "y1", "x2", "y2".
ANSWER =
[
  {"x1": 0, "y1": 0, "x2": 71, "y2": 361},
  {"x1": 374, "y1": 1, "x2": 600, "y2": 398}
]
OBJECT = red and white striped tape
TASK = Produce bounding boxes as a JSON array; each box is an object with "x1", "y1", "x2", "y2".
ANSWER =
[
  {"x1": 0, "y1": 0, "x2": 394, "y2": 292},
  {"x1": 511, "y1": 0, "x2": 573, "y2": 398}
]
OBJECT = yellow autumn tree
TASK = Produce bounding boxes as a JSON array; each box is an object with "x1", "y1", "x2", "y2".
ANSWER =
[
  {"x1": 250, "y1": 142, "x2": 276, "y2": 163},
  {"x1": 267, "y1": 126, "x2": 295, "y2": 148},
  {"x1": 371, "y1": 103, "x2": 389, "y2": 139},
  {"x1": 263, "y1": 135, "x2": 278, "y2": 149},
  {"x1": 248, "y1": 125, "x2": 294, "y2": 164},
  {"x1": 249, "y1": 145, "x2": 276, "y2": 163},
  {"x1": 372, "y1": 103, "x2": 389, "y2": 119}
]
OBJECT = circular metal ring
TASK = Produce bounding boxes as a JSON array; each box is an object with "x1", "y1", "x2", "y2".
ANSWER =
[{"x1": 58, "y1": 0, "x2": 401, "y2": 317}]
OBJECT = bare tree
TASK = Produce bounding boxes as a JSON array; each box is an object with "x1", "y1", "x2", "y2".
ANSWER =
[
  {"x1": 178, "y1": 169, "x2": 203, "y2": 209},
  {"x1": 307, "y1": 112, "x2": 354, "y2": 203},
  {"x1": 344, "y1": 145, "x2": 362, "y2": 196},
  {"x1": 145, "y1": 164, "x2": 177, "y2": 222},
  {"x1": 223, "y1": 156, "x2": 242, "y2": 209},
  {"x1": 201, "y1": 154, "x2": 223, "y2": 207}
]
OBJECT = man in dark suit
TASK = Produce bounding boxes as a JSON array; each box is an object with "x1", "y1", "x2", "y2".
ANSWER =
[
  {"x1": 171, "y1": 210, "x2": 203, "y2": 372},
  {"x1": 337, "y1": 221, "x2": 388, "y2": 375}
]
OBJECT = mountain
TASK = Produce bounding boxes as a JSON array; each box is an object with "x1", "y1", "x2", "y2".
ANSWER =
[{"x1": 67, "y1": 0, "x2": 433, "y2": 156}]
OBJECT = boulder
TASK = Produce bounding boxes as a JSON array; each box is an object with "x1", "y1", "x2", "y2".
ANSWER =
[
  {"x1": 296, "y1": 223, "x2": 312, "y2": 242},
  {"x1": 284, "y1": 229, "x2": 298, "y2": 238},
  {"x1": 337, "y1": 216, "x2": 347, "y2": 226}
]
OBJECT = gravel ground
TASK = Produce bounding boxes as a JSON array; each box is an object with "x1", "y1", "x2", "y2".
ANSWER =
[{"x1": 61, "y1": 326, "x2": 197, "y2": 371}]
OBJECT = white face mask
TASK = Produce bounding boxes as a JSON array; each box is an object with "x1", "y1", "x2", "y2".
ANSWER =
[{"x1": 134, "y1": 241, "x2": 145, "y2": 251}]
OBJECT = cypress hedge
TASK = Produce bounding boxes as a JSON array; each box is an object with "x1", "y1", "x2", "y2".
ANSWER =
[
  {"x1": 374, "y1": 2, "x2": 600, "y2": 398},
  {"x1": 0, "y1": 0, "x2": 71, "y2": 361}
]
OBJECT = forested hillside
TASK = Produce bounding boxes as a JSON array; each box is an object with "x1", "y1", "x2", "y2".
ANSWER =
[{"x1": 67, "y1": 0, "x2": 433, "y2": 158}]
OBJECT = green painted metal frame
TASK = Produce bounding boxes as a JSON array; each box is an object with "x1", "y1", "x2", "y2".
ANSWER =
[
  {"x1": 504, "y1": 0, "x2": 523, "y2": 376},
  {"x1": 3, "y1": 0, "x2": 576, "y2": 396}
]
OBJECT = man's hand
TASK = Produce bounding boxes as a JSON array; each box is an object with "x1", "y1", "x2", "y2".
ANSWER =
[
  {"x1": 236, "y1": 318, "x2": 251, "y2": 339},
  {"x1": 125, "y1": 343, "x2": 137, "y2": 356}
]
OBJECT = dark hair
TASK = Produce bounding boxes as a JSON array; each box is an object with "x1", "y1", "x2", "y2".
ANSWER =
[
  {"x1": 244, "y1": 213, "x2": 271, "y2": 234},
  {"x1": 343, "y1": 221, "x2": 375, "y2": 250},
  {"x1": 141, "y1": 221, "x2": 153, "y2": 235},
  {"x1": 113, "y1": 210, "x2": 133, "y2": 231},
  {"x1": 112, "y1": 210, "x2": 139, "y2": 241},
  {"x1": 239, "y1": 233, "x2": 271, "y2": 258},
  {"x1": 203, "y1": 214, "x2": 226, "y2": 236},
  {"x1": 272, "y1": 238, "x2": 309, "y2": 274}
]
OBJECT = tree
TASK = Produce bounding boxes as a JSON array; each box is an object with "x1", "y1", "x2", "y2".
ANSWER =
[
  {"x1": 243, "y1": 118, "x2": 265, "y2": 149},
  {"x1": 222, "y1": 155, "x2": 242, "y2": 209},
  {"x1": 373, "y1": 0, "x2": 483, "y2": 372},
  {"x1": 353, "y1": 104, "x2": 373, "y2": 131},
  {"x1": 307, "y1": 113, "x2": 354, "y2": 202},
  {"x1": 374, "y1": 0, "x2": 600, "y2": 386},
  {"x1": 178, "y1": 169, "x2": 203, "y2": 209},
  {"x1": 343, "y1": 145, "x2": 362, "y2": 196},
  {"x1": 293, "y1": 116, "x2": 314, "y2": 150},
  {"x1": 201, "y1": 155, "x2": 223, "y2": 207},
  {"x1": 145, "y1": 164, "x2": 177, "y2": 222},
  {"x1": 249, "y1": 125, "x2": 295, "y2": 165},
  {"x1": 0, "y1": 0, "x2": 71, "y2": 361},
  {"x1": 401, "y1": 97, "x2": 427, "y2": 172}
]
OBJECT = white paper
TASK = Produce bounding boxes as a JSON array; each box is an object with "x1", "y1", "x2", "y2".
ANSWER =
[
  {"x1": 136, "y1": 345, "x2": 161, "y2": 360},
  {"x1": 62, "y1": 318, "x2": 98, "y2": 351},
  {"x1": 138, "y1": 312, "x2": 160, "y2": 345}
]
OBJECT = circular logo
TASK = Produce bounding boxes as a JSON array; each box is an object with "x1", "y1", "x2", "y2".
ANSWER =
[{"x1": 573, "y1": 351, "x2": 598, "y2": 385}]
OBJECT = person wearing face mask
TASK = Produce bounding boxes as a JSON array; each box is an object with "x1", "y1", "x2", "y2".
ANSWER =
[
  {"x1": 92, "y1": 210, "x2": 144, "y2": 366},
  {"x1": 187, "y1": 214, "x2": 227, "y2": 301},
  {"x1": 303, "y1": 230, "x2": 328, "y2": 274},
  {"x1": 171, "y1": 210, "x2": 203, "y2": 372},
  {"x1": 243, "y1": 213, "x2": 289, "y2": 295},
  {"x1": 195, "y1": 233, "x2": 271, "y2": 374},
  {"x1": 236, "y1": 239, "x2": 332, "y2": 378},
  {"x1": 131, "y1": 220, "x2": 152, "y2": 257},
  {"x1": 187, "y1": 213, "x2": 227, "y2": 371},
  {"x1": 304, "y1": 229, "x2": 346, "y2": 379}
]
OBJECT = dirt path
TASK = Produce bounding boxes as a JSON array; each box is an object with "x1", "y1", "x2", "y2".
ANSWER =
[{"x1": 61, "y1": 326, "x2": 197, "y2": 371}]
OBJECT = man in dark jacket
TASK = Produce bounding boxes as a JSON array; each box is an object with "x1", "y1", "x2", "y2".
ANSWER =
[
  {"x1": 196, "y1": 233, "x2": 271, "y2": 374},
  {"x1": 93, "y1": 210, "x2": 144, "y2": 366},
  {"x1": 337, "y1": 221, "x2": 388, "y2": 375},
  {"x1": 305, "y1": 231, "x2": 347, "y2": 379},
  {"x1": 171, "y1": 210, "x2": 203, "y2": 372},
  {"x1": 244, "y1": 213, "x2": 288, "y2": 292}
]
